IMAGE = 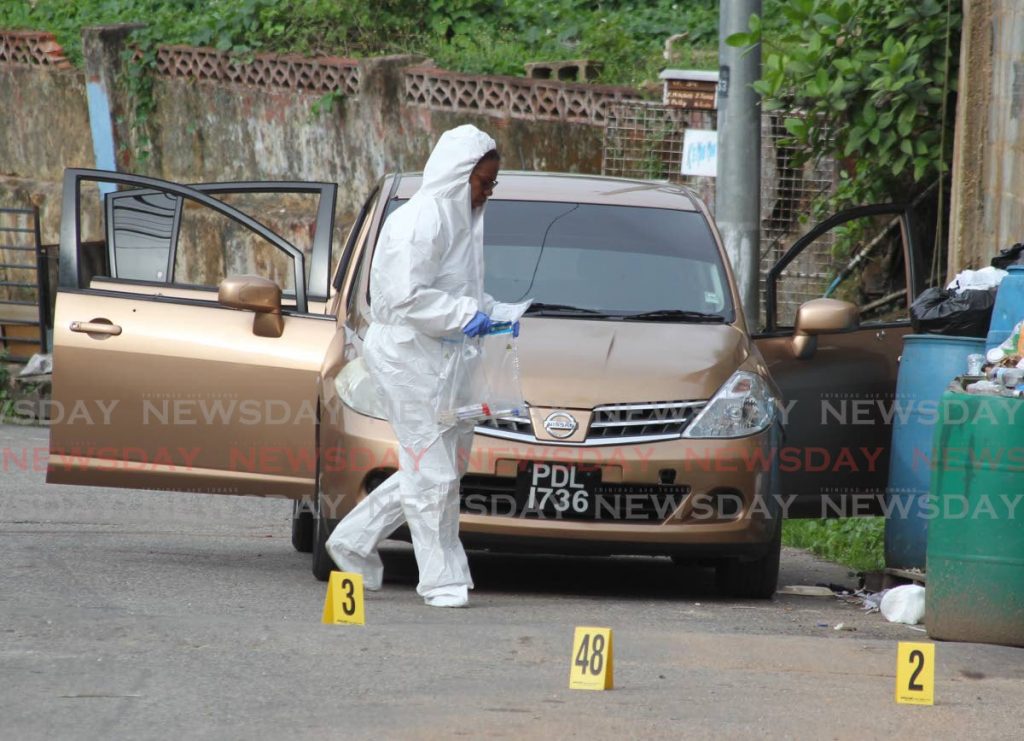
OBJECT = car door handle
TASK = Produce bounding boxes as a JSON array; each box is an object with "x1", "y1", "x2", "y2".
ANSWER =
[{"x1": 70, "y1": 321, "x2": 122, "y2": 336}]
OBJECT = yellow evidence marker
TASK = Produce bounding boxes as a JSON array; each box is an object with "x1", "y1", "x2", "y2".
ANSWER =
[
  {"x1": 322, "y1": 571, "x2": 365, "y2": 626},
  {"x1": 569, "y1": 627, "x2": 613, "y2": 690},
  {"x1": 895, "y1": 641, "x2": 935, "y2": 705}
]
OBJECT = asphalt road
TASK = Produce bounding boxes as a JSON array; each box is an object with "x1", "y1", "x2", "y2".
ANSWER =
[{"x1": 2, "y1": 423, "x2": 1023, "y2": 739}]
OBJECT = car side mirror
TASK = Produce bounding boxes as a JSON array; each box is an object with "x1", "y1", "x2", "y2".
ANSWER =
[
  {"x1": 218, "y1": 274, "x2": 284, "y2": 338},
  {"x1": 791, "y1": 298, "x2": 859, "y2": 360}
]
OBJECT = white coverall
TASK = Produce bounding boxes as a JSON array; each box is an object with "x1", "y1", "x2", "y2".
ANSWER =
[{"x1": 327, "y1": 124, "x2": 499, "y2": 607}]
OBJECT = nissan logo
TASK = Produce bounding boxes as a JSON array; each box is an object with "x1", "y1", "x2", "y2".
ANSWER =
[{"x1": 543, "y1": 411, "x2": 578, "y2": 439}]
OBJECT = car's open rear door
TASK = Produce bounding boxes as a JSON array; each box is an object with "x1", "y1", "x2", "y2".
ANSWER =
[{"x1": 753, "y1": 203, "x2": 925, "y2": 516}]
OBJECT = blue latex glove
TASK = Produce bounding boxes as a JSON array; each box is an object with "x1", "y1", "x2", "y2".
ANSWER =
[
  {"x1": 462, "y1": 311, "x2": 492, "y2": 337},
  {"x1": 512, "y1": 320, "x2": 520, "y2": 338}
]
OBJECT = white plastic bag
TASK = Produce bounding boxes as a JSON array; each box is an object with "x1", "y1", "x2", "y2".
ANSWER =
[
  {"x1": 946, "y1": 266, "x2": 1007, "y2": 293},
  {"x1": 880, "y1": 584, "x2": 926, "y2": 625}
]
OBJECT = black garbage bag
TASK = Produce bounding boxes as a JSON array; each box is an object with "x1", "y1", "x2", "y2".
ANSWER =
[
  {"x1": 910, "y1": 287, "x2": 996, "y2": 337},
  {"x1": 991, "y1": 241, "x2": 1024, "y2": 269}
]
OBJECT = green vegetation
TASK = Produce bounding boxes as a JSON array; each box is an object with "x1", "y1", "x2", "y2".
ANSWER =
[
  {"x1": 783, "y1": 517, "x2": 885, "y2": 572},
  {"x1": 0, "y1": 0, "x2": 719, "y2": 86},
  {"x1": 728, "y1": 0, "x2": 961, "y2": 212}
]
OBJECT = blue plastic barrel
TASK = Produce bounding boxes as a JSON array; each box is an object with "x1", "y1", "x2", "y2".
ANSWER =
[
  {"x1": 885, "y1": 334, "x2": 985, "y2": 569},
  {"x1": 986, "y1": 265, "x2": 1024, "y2": 350}
]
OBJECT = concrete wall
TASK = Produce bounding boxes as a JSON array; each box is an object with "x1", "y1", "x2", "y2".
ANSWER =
[
  {"x1": 0, "y1": 64, "x2": 94, "y2": 245},
  {"x1": 142, "y1": 59, "x2": 604, "y2": 228},
  {"x1": 0, "y1": 33, "x2": 606, "y2": 258},
  {"x1": 948, "y1": 0, "x2": 1024, "y2": 274}
]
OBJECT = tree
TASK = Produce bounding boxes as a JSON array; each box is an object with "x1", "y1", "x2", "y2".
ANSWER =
[{"x1": 728, "y1": 0, "x2": 960, "y2": 210}]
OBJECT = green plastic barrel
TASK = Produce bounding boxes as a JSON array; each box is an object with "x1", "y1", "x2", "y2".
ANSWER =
[{"x1": 927, "y1": 390, "x2": 1024, "y2": 647}]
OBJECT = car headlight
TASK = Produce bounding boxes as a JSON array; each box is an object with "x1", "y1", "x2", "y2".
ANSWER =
[
  {"x1": 334, "y1": 357, "x2": 388, "y2": 420},
  {"x1": 682, "y1": 370, "x2": 776, "y2": 438}
]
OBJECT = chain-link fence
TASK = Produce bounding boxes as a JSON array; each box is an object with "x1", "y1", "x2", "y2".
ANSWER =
[{"x1": 602, "y1": 102, "x2": 836, "y2": 327}]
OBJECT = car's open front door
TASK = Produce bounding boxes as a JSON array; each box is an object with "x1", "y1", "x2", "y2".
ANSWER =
[
  {"x1": 754, "y1": 203, "x2": 929, "y2": 517},
  {"x1": 47, "y1": 170, "x2": 338, "y2": 498}
]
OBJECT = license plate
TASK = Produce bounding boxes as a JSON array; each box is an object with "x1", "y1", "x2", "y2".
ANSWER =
[{"x1": 515, "y1": 462, "x2": 601, "y2": 519}]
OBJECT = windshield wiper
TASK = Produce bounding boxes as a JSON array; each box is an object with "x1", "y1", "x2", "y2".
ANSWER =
[
  {"x1": 524, "y1": 302, "x2": 610, "y2": 316},
  {"x1": 622, "y1": 309, "x2": 728, "y2": 323}
]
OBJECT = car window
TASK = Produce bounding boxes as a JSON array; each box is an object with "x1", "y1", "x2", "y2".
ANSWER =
[
  {"x1": 341, "y1": 191, "x2": 381, "y2": 321},
  {"x1": 102, "y1": 184, "x2": 323, "y2": 296},
  {"x1": 106, "y1": 190, "x2": 179, "y2": 282},
  {"x1": 172, "y1": 196, "x2": 297, "y2": 294},
  {"x1": 771, "y1": 212, "x2": 909, "y2": 328},
  {"x1": 335, "y1": 186, "x2": 379, "y2": 292},
  {"x1": 378, "y1": 199, "x2": 733, "y2": 318},
  {"x1": 346, "y1": 220, "x2": 374, "y2": 320},
  {"x1": 62, "y1": 171, "x2": 336, "y2": 314}
]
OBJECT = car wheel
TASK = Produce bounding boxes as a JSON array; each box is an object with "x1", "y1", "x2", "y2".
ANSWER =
[
  {"x1": 714, "y1": 517, "x2": 782, "y2": 599},
  {"x1": 291, "y1": 500, "x2": 314, "y2": 553},
  {"x1": 311, "y1": 481, "x2": 338, "y2": 582}
]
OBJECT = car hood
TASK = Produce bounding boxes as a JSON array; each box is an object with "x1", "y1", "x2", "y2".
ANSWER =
[{"x1": 517, "y1": 318, "x2": 750, "y2": 408}]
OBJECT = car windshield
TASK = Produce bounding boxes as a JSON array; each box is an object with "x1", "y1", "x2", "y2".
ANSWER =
[{"x1": 381, "y1": 199, "x2": 734, "y2": 320}]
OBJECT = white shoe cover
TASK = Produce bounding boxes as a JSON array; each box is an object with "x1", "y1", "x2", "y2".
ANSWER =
[
  {"x1": 424, "y1": 591, "x2": 469, "y2": 608},
  {"x1": 325, "y1": 543, "x2": 384, "y2": 591}
]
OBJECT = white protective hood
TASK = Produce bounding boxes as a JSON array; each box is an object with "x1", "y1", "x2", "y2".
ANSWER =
[{"x1": 368, "y1": 124, "x2": 498, "y2": 336}]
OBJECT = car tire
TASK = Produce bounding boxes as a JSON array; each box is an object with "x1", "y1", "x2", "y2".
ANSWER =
[
  {"x1": 714, "y1": 517, "x2": 782, "y2": 599},
  {"x1": 311, "y1": 482, "x2": 339, "y2": 582},
  {"x1": 291, "y1": 500, "x2": 314, "y2": 553}
]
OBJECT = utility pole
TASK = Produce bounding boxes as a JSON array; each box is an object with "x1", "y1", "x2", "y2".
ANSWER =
[{"x1": 716, "y1": 0, "x2": 762, "y2": 330}]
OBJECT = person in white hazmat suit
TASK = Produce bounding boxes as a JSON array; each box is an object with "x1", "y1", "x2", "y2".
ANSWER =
[{"x1": 327, "y1": 124, "x2": 514, "y2": 608}]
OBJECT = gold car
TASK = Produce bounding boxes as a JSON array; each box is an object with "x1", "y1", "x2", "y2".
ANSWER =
[{"x1": 48, "y1": 169, "x2": 920, "y2": 597}]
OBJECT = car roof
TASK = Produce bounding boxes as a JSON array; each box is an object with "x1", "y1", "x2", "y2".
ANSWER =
[{"x1": 390, "y1": 171, "x2": 702, "y2": 211}]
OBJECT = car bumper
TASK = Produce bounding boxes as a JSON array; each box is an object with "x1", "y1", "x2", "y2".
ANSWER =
[{"x1": 320, "y1": 405, "x2": 781, "y2": 557}]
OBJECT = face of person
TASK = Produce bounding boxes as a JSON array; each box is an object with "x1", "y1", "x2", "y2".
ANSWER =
[{"x1": 470, "y1": 158, "x2": 500, "y2": 210}]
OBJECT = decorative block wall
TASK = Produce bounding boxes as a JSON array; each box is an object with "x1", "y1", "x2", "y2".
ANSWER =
[
  {"x1": 154, "y1": 45, "x2": 360, "y2": 95},
  {"x1": 405, "y1": 65, "x2": 641, "y2": 126},
  {"x1": 0, "y1": 29, "x2": 643, "y2": 122},
  {"x1": 0, "y1": 30, "x2": 70, "y2": 69}
]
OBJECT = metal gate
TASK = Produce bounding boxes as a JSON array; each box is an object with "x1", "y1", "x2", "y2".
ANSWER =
[{"x1": 0, "y1": 205, "x2": 51, "y2": 362}]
